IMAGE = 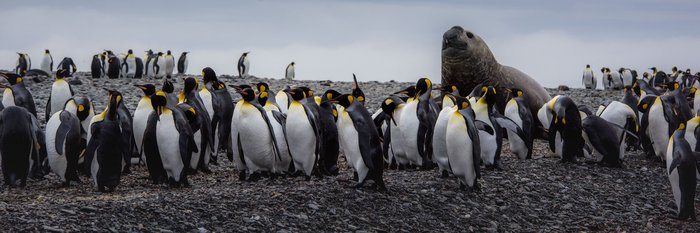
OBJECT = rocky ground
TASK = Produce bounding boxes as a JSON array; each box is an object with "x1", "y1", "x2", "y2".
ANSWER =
[{"x1": 1, "y1": 73, "x2": 699, "y2": 232}]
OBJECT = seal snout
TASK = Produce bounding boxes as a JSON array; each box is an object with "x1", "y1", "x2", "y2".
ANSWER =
[{"x1": 443, "y1": 26, "x2": 468, "y2": 51}]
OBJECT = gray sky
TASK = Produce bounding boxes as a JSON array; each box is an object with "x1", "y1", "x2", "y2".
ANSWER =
[{"x1": 1, "y1": 0, "x2": 699, "y2": 87}]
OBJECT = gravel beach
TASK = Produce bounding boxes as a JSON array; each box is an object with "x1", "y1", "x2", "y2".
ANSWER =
[{"x1": 1, "y1": 73, "x2": 699, "y2": 232}]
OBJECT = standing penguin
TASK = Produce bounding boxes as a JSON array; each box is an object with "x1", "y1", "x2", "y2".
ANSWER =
[
  {"x1": 91, "y1": 54, "x2": 103, "y2": 79},
  {"x1": 666, "y1": 123, "x2": 698, "y2": 220},
  {"x1": 41, "y1": 49, "x2": 53, "y2": 75},
  {"x1": 180, "y1": 77, "x2": 215, "y2": 173},
  {"x1": 63, "y1": 97, "x2": 94, "y2": 170},
  {"x1": 85, "y1": 90, "x2": 124, "y2": 192},
  {"x1": 620, "y1": 68, "x2": 635, "y2": 87},
  {"x1": 229, "y1": 84, "x2": 253, "y2": 180},
  {"x1": 582, "y1": 115, "x2": 630, "y2": 167},
  {"x1": 144, "y1": 50, "x2": 155, "y2": 78},
  {"x1": 56, "y1": 57, "x2": 77, "y2": 77},
  {"x1": 143, "y1": 91, "x2": 196, "y2": 186},
  {"x1": 134, "y1": 56, "x2": 144, "y2": 79},
  {"x1": 107, "y1": 56, "x2": 120, "y2": 79},
  {"x1": 445, "y1": 96, "x2": 484, "y2": 191},
  {"x1": 164, "y1": 50, "x2": 175, "y2": 77},
  {"x1": 284, "y1": 88, "x2": 319, "y2": 179},
  {"x1": 318, "y1": 89, "x2": 341, "y2": 175},
  {"x1": 177, "y1": 52, "x2": 189, "y2": 74},
  {"x1": 285, "y1": 62, "x2": 295, "y2": 80},
  {"x1": 45, "y1": 101, "x2": 81, "y2": 186},
  {"x1": 433, "y1": 88, "x2": 460, "y2": 177},
  {"x1": 380, "y1": 96, "x2": 410, "y2": 169},
  {"x1": 257, "y1": 86, "x2": 292, "y2": 175},
  {"x1": 237, "y1": 52, "x2": 250, "y2": 78},
  {"x1": 46, "y1": 69, "x2": 75, "y2": 121},
  {"x1": 639, "y1": 95, "x2": 679, "y2": 161},
  {"x1": 15, "y1": 53, "x2": 31, "y2": 75},
  {"x1": 208, "y1": 71, "x2": 234, "y2": 157},
  {"x1": 505, "y1": 88, "x2": 534, "y2": 159},
  {"x1": 1, "y1": 72, "x2": 38, "y2": 117},
  {"x1": 0, "y1": 106, "x2": 38, "y2": 187},
  {"x1": 233, "y1": 87, "x2": 284, "y2": 179},
  {"x1": 582, "y1": 64, "x2": 596, "y2": 89},
  {"x1": 154, "y1": 52, "x2": 166, "y2": 79},
  {"x1": 123, "y1": 50, "x2": 137, "y2": 78},
  {"x1": 397, "y1": 78, "x2": 437, "y2": 169},
  {"x1": 332, "y1": 94, "x2": 386, "y2": 190},
  {"x1": 133, "y1": 84, "x2": 156, "y2": 161},
  {"x1": 548, "y1": 96, "x2": 584, "y2": 163}
]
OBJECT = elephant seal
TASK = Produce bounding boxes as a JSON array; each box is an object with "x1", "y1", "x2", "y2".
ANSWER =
[{"x1": 441, "y1": 26, "x2": 550, "y2": 118}]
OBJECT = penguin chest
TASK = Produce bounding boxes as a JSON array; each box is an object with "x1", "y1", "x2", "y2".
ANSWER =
[
  {"x1": 286, "y1": 103, "x2": 315, "y2": 149},
  {"x1": 46, "y1": 112, "x2": 68, "y2": 181},
  {"x1": 50, "y1": 81, "x2": 72, "y2": 114},
  {"x1": 648, "y1": 104, "x2": 669, "y2": 158},
  {"x1": 398, "y1": 100, "x2": 421, "y2": 164},
  {"x1": 474, "y1": 105, "x2": 497, "y2": 163},
  {"x1": 199, "y1": 89, "x2": 215, "y2": 117},
  {"x1": 133, "y1": 98, "x2": 153, "y2": 152},
  {"x1": 275, "y1": 92, "x2": 289, "y2": 113},
  {"x1": 446, "y1": 111, "x2": 476, "y2": 185},
  {"x1": 432, "y1": 107, "x2": 453, "y2": 170},
  {"x1": 338, "y1": 111, "x2": 369, "y2": 180},
  {"x1": 2, "y1": 88, "x2": 15, "y2": 107},
  {"x1": 505, "y1": 100, "x2": 527, "y2": 158},
  {"x1": 238, "y1": 104, "x2": 275, "y2": 167},
  {"x1": 155, "y1": 112, "x2": 184, "y2": 180}
]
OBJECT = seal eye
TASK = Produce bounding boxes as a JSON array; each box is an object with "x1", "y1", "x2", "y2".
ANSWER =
[{"x1": 466, "y1": 32, "x2": 474, "y2": 39}]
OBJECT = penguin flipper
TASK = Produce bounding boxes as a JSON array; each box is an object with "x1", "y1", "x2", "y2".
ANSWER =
[
  {"x1": 45, "y1": 95, "x2": 52, "y2": 122},
  {"x1": 54, "y1": 111, "x2": 75, "y2": 155},
  {"x1": 382, "y1": 118, "x2": 392, "y2": 161},
  {"x1": 84, "y1": 122, "x2": 101, "y2": 175},
  {"x1": 474, "y1": 120, "x2": 494, "y2": 135},
  {"x1": 461, "y1": 112, "x2": 482, "y2": 179},
  {"x1": 493, "y1": 114, "x2": 526, "y2": 142},
  {"x1": 668, "y1": 150, "x2": 683, "y2": 175},
  {"x1": 254, "y1": 103, "x2": 283, "y2": 162}
]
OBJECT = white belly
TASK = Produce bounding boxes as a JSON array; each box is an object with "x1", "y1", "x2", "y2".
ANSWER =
[
  {"x1": 338, "y1": 111, "x2": 369, "y2": 182},
  {"x1": 398, "y1": 100, "x2": 422, "y2": 165},
  {"x1": 133, "y1": 99, "x2": 152, "y2": 157},
  {"x1": 50, "y1": 82, "x2": 73, "y2": 116},
  {"x1": 446, "y1": 112, "x2": 476, "y2": 187},
  {"x1": 286, "y1": 103, "x2": 316, "y2": 175},
  {"x1": 276, "y1": 92, "x2": 289, "y2": 114},
  {"x1": 46, "y1": 112, "x2": 67, "y2": 181},
  {"x1": 432, "y1": 107, "x2": 453, "y2": 172},
  {"x1": 230, "y1": 102, "x2": 245, "y2": 170},
  {"x1": 474, "y1": 105, "x2": 497, "y2": 165},
  {"x1": 238, "y1": 105, "x2": 276, "y2": 173},
  {"x1": 267, "y1": 110, "x2": 291, "y2": 173},
  {"x1": 648, "y1": 105, "x2": 669, "y2": 160},
  {"x1": 156, "y1": 113, "x2": 184, "y2": 181},
  {"x1": 505, "y1": 100, "x2": 528, "y2": 159}
]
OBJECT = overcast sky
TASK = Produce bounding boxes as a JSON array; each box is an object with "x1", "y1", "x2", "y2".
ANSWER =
[{"x1": 1, "y1": 0, "x2": 699, "y2": 87}]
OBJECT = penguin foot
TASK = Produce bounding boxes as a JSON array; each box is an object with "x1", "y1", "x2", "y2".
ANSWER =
[
  {"x1": 439, "y1": 170, "x2": 449, "y2": 179},
  {"x1": 248, "y1": 173, "x2": 261, "y2": 182},
  {"x1": 353, "y1": 172, "x2": 359, "y2": 182},
  {"x1": 200, "y1": 168, "x2": 213, "y2": 174},
  {"x1": 305, "y1": 175, "x2": 312, "y2": 181},
  {"x1": 238, "y1": 170, "x2": 247, "y2": 181},
  {"x1": 397, "y1": 164, "x2": 406, "y2": 170},
  {"x1": 389, "y1": 163, "x2": 398, "y2": 170},
  {"x1": 122, "y1": 167, "x2": 132, "y2": 175}
]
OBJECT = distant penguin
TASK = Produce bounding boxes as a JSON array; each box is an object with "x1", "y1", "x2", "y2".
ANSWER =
[
  {"x1": 638, "y1": 94, "x2": 678, "y2": 161},
  {"x1": 123, "y1": 49, "x2": 137, "y2": 78},
  {"x1": 46, "y1": 69, "x2": 75, "y2": 121},
  {"x1": 144, "y1": 50, "x2": 155, "y2": 78},
  {"x1": 665, "y1": 123, "x2": 698, "y2": 220},
  {"x1": 40, "y1": 49, "x2": 53, "y2": 75},
  {"x1": 56, "y1": 57, "x2": 77, "y2": 77},
  {"x1": 153, "y1": 52, "x2": 166, "y2": 79},
  {"x1": 445, "y1": 96, "x2": 483, "y2": 191},
  {"x1": 620, "y1": 68, "x2": 634, "y2": 87},
  {"x1": 582, "y1": 64, "x2": 596, "y2": 89},
  {"x1": 45, "y1": 101, "x2": 81, "y2": 186},
  {"x1": 91, "y1": 54, "x2": 103, "y2": 79},
  {"x1": 610, "y1": 69, "x2": 623, "y2": 89},
  {"x1": 0, "y1": 106, "x2": 37, "y2": 187},
  {"x1": 133, "y1": 84, "x2": 156, "y2": 162},
  {"x1": 164, "y1": 50, "x2": 175, "y2": 77},
  {"x1": 333, "y1": 93, "x2": 386, "y2": 190},
  {"x1": 505, "y1": 88, "x2": 534, "y2": 159},
  {"x1": 143, "y1": 91, "x2": 196, "y2": 186},
  {"x1": 601, "y1": 67, "x2": 611, "y2": 90},
  {"x1": 107, "y1": 56, "x2": 120, "y2": 79},
  {"x1": 15, "y1": 53, "x2": 31, "y2": 75},
  {"x1": 85, "y1": 90, "x2": 124, "y2": 192},
  {"x1": 134, "y1": 56, "x2": 144, "y2": 79},
  {"x1": 232, "y1": 87, "x2": 283, "y2": 179},
  {"x1": 275, "y1": 86, "x2": 292, "y2": 113},
  {"x1": 237, "y1": 52, "x2": 250, "y2": 78},
  {"x1": 284, "y1": 88, "x2": 319, "y2": 179},
  {"x1": 285, "y1": 62, "x2": 295, "y2": 80},
  {"x1": 177, "y1": 52, "x2": 189, "y2": 74},
  {"x1": 1, "y1": 72, "x2": 38, "y2": 117}
]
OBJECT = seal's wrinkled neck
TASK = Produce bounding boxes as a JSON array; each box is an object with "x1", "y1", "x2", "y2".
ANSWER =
[{"x1": 441, "y1": 26, "x2": 497, "y2": 96}]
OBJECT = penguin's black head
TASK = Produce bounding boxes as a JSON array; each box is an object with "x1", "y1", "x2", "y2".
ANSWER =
[
  {"x1": 331, "y1": 94, "x2": 354, "y2": 108},
  {"x1": 235, "y1": 87, "x2": 256, "y2": 102},
  {"x1": 202, "y1": 67, "x2": 217, "y2": 83},
  {"x1": 290, "y1": 61, "x2": 295, "y2": 66},
  {"x1": 649, "y1": 67, "x2": 657, "y2": 71},
  {"x1": 256, "y1": 82, "x2": 270, "y2": 93},
  {"x1": 667, "y1": 81, "x2": 679, "y2": 91},
  {"x1": 55, "y1": 69, "x2": 68, "y2": 79},
  {"x1": 158, "y1": 52, "x2": 164, "y2": 56},
  {"x1": 600, "y1": 67, "x2": 606, "y2": 73},
  {"x1": 322, "y1": 89, "x2": 342, "y2": 101},
  {"x1": 415, "y1": 78, "x2": 432, "y2": 96},
  {"x1": 257, "y1": 89, "x2": 270, "y2": 105},
  {"x1": 178, "y1": 103, "x2": 198, "y2": 123},
  {"x1": 618, "y1": 67, "x2": 625, "y2": 73},
  {"x1": 2, "y1": 73, "x2": 23, "y2": 85},
  {"x1": 672, "y1": 66, "x2": 678, "y2": 72},
  {"x1": 72, "y1": 96, "x2": 92, "y2": 121},
  {"x1": 151, "y1": 91, "x2": 168, "y2": 114},
  {"x1": 509, "y1": 88, "x2": 524, "y2": 98},
  {"x1": 45, "y1": 49, "x2": 50, "y2": 54},
  {"x1": 352, "y1": 74, "x2": 366, "y2": 104},
  {"x1": 586, "y1": 64, "x2": 590, "y2": 68},
  {"x1": 453, "y1": 95, "x2": 472, "y2": 110},
  {"x1": 440, "y1": 85, "x2": 458, "y2": 94},
  {"x1": 299, "y1": 86, "x2": 314, "y2": 99},
  {"x1": 135, "y1": 84, "x2": 156, "y2": 96},
  {"x1": 183, "y1": 77, "x2": 198, "y2": 93},
  {"x1": 182, "y1": 52, "x2": 189, "y2": 55},
  {"x1": 381, "y1": 96, "x2": 403, "y2": 125},
  {"x1": 243, "y1": 52, "x2": 250, "y2": 56},
  {"x1": 167, "y1": 50, "x2": 172, "y2": 55},
  {"x1": 285, "y1": 88, "x2": 306, "y2": 101},
  {"x1": 394, "y1": 85, "x2": 417, "y2": 98},
  {"x1": 128, "y1": 49, "x2": 133, "y2": 54},
  {"x1": 162, "y1": 78, "x2": 175, "y2": 93},
  {"x1": 643, "y1": 72, "x2": 649, "y2": 78},
  {"x1": 477, "y1": 85, "x2": 497, "y2": 106}
]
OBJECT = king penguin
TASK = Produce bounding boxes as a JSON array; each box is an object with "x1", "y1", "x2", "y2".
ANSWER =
[
  {"x1": 285, "y1": 62, "x2": 295, "y2": 80},
  {"x1": 177, "y1": 52, "x2": 189, "y2": 75},
  {"x1": 133, "y1": 84, "x2": 156, "y2": 162},
  {"x1": 0, "y1": 106, "x2": 38, "y2": 187},
  {"x1": 380, "y1": 96, "x2": 410, "y2": 169},
  {"x1": 180, "y1": 77, "x2": 215, "y2": 173},
  {"x1": 41, "y1": 49, "x2": 53, "y2": 75},
  {"x1": 275, "y1": 86, "x2": 292, "y2": 113},
  {"x1": 257, "y1": 86, "x2": 292, "y2": 175},
  {"x1": 582, "y1": 64, "x2": 596, "y2": 89},
  {"x1": 433, "y1": 86, "x2": 461, "y2": 177},
  {"x1": 123, "y1": 49, "x2": 137, "y2": 78},
  {"x1": 639, "y1": 94, "x2": 678, "y2": 161},
  {"x1": 144, "y1": 50, "x2": 155, "y2": 78},
  {"x1": 143, "y1": 91, "x2": 197, "y2": 186},
  {"x1": 332, "y1": 94, "x2": 386, "y2": 191},
  {"x1": 397, "y1": 78, "x2": 437, "y2": 169},
  {"x1": 165, "y1": 50, "x2": 175, "y2": 77},
  {"x1": 91, "y1": 54, "x2": 103, "y2": 79},
  {"x1": 56, "y1": 57, "x2": 77, "y2": 77},
  {"x1": 154, "y1": 52, "x2": 166, "y2": 79},
  {"x1": 238, "y1": 52, "x2": 250, "y2": 78},
  {"x1": 45, "y1": 99, "x2": 82, "y2": 186},
  {"x1": 107, "y1": 56, "x2": 120, "y2": 79},
  {"x1": 63, "y1": 97, "x2": 94, "y2": 169},
  {"x1": 284, "y1": 88, "x2": 319, "y2": 179},
  {"x1": 665, "y1": 123, "x2": 698, "y2": 220},
  {"x1": 582, "y1": 115, "x2": 632, "y2": 167},
  {"x1": 318, "y1": 89, "x2": 341, "y2": 175},
  {"x1": 46, "y1": 69, "x2": 75, "y2": 121},
  {"x1": 505, "y1": 88, "x2": 534, "y2": 159},
  {"x1": 229, "y1": 84, "x2": 253, "y2": 180},
  {"x1": 548, "y1": 96, "x2": 584, "y2": 163},
  {"x1": 1, "y1": 72, "x2": 38, "y2": 117},
  {"x1": 445, "y1": 96, "x2": 484, "y2": 191},
  {"x1": 15, "y1": 53, "x2": 31, "y2": 75},
  {"x1": 85, "y1": 90, "x2": 124, "y2": 192}
]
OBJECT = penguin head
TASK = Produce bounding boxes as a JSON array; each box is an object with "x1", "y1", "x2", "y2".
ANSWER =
[
  {"x1": 235, "y1": 87, "x2": 256, "y2": 102},
  {"x1": 322, "y1": 89, "x2": 342, "y2": 101},
  {"x1": 440, "y1": 85, "x2": 458, "y2": 94},
  {"x1": 128, "y1": 49, "x2": 133, "y2": 54},
  {"x1": 182, "y1": 52, "x2": 189, "y2": 55},
  {"x1": 162, "y1": 78, "x2": 175, "y2": 93},
  {"x1": 135, "y1": 84, "x2": 156, "y2": 96},
  {"x1": 202, "y1": 67, "x2": 217, "y2": 83},
  {"x1": 381, "y1": 96, "x2": 403, "y2": 125},
  {"x1": 618, "y1": 67, "x2": 625, "y2": 73},
  {"x1": 256, "y1": 82, "x2": 270, "y2": 94},
  {"x1": 672, "y1": 66, "x2": 678, "y2": 73},
  {"x1": 167, "y1": 50, "x2": 172, "y2": 55},
  {"x1": 600, "y1": 67, "x2": 606, "y2": 73},
  {"x1": 290, "y1": 61, "x2": 295, "y2": 66},
  {"x1": 2, "y1": 73, "x2": 23, "y2": 85},
  {"x1": 667, "y1": 81, "x2": 679, "y2": 91},
  {"x1": 285, "y1": 88, "x2": 306, "y2": 101},
  {"x1": 157, "y1": 52, "x2": 164, "y2": 57},
  {"x1": 331, "y1": 94, "x2": 355, "y2": 109},
  {"x1": 73, "y1": 96, "x2": 92, "y2": 121},
  {"x1": 183, "y1": 77, "x2": 198, "y2": 94},
  {"x1": 477, "y1": 85, "x2": 497, "y2": 106},
  {"x1": 415, "y1": 78, "x2": 432, "y2": 96},
  {"x1": 299, "y1": 87, "x2": 314, "y2": 99},
  {"x1": 55, "y1": 69, "x2": 68, "y2": 79},
  {"x1": 257, "y1": 90, "x2": 270, "y2": 105},
  {"x1": 585, "y1": 64, "x2": 590, "y2": 68},
  {"x1": 643, "y1": 72, "x2": 649, "y2": 78},
  {"x1": 352, "y1": 74, "x2": 366, "y2": 104},
  {"x1": 45, "y1": 49, "x2": 50, "y2": 54},
  {"x1": 242, "y1": 52, "x2": 250, "y2": 57},
  {"x1": 394, "y1": 86, "x2": 417, "y2": 98},
  {"x1": 509, "y1": 88, "x2": 524, "y2": 98},
  {"x1": 177, "y1": 103, "x2": 198, "y2": 124},
  {"x1": 151, "y1": 91, "x2": 168, "y2": 117}
]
